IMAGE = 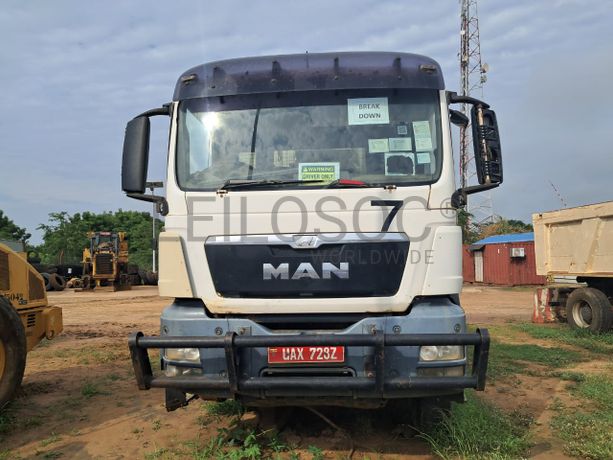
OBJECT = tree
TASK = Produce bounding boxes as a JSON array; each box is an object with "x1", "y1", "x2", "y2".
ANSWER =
[
  {"x1": 38, "y1": 210, "x2": 162, "y2": 269},
  {"x1": 478, "y1": 217, "x2": 533, "y2": 240},
  {"x1": 0, "y1": 210, "x2": 31, "y2": 243}
]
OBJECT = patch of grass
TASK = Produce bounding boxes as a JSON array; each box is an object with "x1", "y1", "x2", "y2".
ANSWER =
[
  {"x1": 41, "y1": 451, "x2": 63, "y2": 459},
  {"x1": 144, "y1": 448, "x2": 169, "y2": 460},
  {"x1": 81, "y1": 382, "x2": 102, "y2": 398},
  {"x1": 41, "y1": 432, "x2": 61, "y2": 447},
  {"x1": 21, "y1": 416, "x2": 44, "y2": 429},
  {"x1": 0, "y1": 450, "x2": 14, "y2": 460},
  {"x1": 152, "y1": 419, "x2": 162, "y2": 432},
  {"x1": 552, "y1": 411, "x2": 612, "y2": 460},
  {"x1": 206, "y1": 399, "x2": 244, "y2": 418},
  {"x1": 551, "y1": 373, "x2": 613, "y2": 460},
  {"x1": 307, "y1": 445, "x2": 324, "y2": 460},
  {"x1": 550, "y1": 370, "x2": 586, "y2": 382},
  {"x1": 488, "y1": 341, "x2": 584, "y2": 381},
  {"x1": 513, "y1": 323, "x2": 613, "y2": 354},
  {"x1": 573, "y1": 373, "x2": 613, "y2": 410},
  {"x1": 420, "y1": 392, "x2": 531, "y2": 460}
]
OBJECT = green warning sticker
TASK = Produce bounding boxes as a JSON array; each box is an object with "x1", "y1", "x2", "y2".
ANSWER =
[{"x1": 298, "y1": 162, "x2": 340, "y2": 182}]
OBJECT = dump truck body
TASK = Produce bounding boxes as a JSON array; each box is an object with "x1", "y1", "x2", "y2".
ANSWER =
[{"x1": 532, "y1": 201, "x2": 613, "y2": 332}]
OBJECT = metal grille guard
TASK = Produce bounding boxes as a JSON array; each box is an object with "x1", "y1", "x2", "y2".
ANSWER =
[{"x1": 128, "y1": 329, "x2": 490, "y2": 397}]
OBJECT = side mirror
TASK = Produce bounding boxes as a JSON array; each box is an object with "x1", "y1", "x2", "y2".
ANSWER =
[
  {"x1": 121, "y1": 117, "x2": 150, "y2": 194},
  {"x1": 471, "y1": 106, "x2": 502, "y2": 185},
  {"x1": 121, "y1": 106, "x2": 171, "y2": 214}
]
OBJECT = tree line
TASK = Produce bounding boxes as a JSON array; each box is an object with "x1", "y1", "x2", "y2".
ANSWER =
[{"x1": 0, "y1": 210, "x2": 162, "y2": 271}]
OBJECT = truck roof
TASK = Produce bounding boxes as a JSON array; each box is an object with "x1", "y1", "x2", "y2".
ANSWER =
[{"x1": 173, "y1": 51, "x2": 444, "y2": 100}]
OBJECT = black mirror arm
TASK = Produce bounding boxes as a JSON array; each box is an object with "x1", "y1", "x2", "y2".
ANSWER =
[
  {"x1": 451, "y1": 183, "x2": 499, "y2": 208},
  {"x1": 127, "y1": 193, "x2": 169, "y2": 216},
  {"x1": 447, "y1": 91, "x2": 490, "y2": 109},
  {"x1": 137, "y1": 105, "x2": 171, "y2": 118}
]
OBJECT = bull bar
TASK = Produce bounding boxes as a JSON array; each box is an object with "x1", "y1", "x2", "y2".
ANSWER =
[{"x1": 128, "y1": 328, "x2": 490, "y2": 397}]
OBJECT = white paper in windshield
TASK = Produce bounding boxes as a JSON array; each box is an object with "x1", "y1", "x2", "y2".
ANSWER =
[
  {"x1": 389, "y1": 137, "x2": 412, "y2": 152},
  {"x1": 347, "y1": 98, "x2": 389, "y2": 125},
  {"x1": 368, "y1": 138, "x2": 389, "y2": 153},
  {"x1": 412, "y1": 121, "x2": 433, "y2": 150}
]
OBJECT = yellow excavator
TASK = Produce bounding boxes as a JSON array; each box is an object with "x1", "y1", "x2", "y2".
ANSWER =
[
  {"x1": 81, "y1": 231, "x2": 131, "y2": 290},
  {"x1": 0, "y1": 241, "x2": 63, "y2": 408}
]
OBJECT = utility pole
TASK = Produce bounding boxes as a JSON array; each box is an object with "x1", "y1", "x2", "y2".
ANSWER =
[
  {"x1": 146, "y1": 181, "x2": 164, "y2": 273},
  {"x1": 459, "y1": 0, "x2": 494, "y2": 224}
]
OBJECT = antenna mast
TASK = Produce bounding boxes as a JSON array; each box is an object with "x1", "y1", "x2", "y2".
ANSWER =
[{"x1": 459, "y1": 0, "x2": 494, "y2": 223}]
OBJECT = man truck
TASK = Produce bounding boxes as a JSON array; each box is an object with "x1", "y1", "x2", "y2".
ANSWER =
[{"x1": 121, "y1": 52, "x2": 502, "y2": 424}]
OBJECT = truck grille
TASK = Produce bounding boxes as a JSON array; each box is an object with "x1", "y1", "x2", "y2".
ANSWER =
[
  {"x1": 95, "y1": 254, "x2": 114, "y2": 275},
  {"x1": 205, "y1": 233, "x2": 409, "y2": 298}
]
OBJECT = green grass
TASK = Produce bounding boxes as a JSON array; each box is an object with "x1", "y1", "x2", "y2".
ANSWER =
[
  {"x1": 551, "y1": 373, "x2": 613, "y2": 460},
  {"x1": 40, "y1": 432, "x2": 61, "y2": 447},
  {"x1": 81, "y1": 382, "x2": 102, "y2": 398},
  {"x1": 513, "y1": 323, "x2": 613, "y2": 354},
  {"x1": 205, "y1": 400, "x2": 244, "y2": 418},
  {"x1": 488, "y1": 340, "x2": 584, "y2": 381},
  {"x1": 421, "y1": 392, "x2": 531, "y2": 460}
]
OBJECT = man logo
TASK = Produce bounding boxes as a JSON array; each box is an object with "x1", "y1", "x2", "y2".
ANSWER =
[{"x1": 263, "y1": 262, "x2": 349, "y2": 280}]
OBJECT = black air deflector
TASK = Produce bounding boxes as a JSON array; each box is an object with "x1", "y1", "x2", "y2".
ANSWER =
[
  {"x1": 204, "y1": 233, "x2": 409, "y2": 298},
  {"x1": 174, "y1": 52, "x2": 444, "y2": 100}
]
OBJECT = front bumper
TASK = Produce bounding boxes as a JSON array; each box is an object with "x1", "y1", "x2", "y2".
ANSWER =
[{"x1": 128, "y1": 327, "x2": 490, "y2": 404}]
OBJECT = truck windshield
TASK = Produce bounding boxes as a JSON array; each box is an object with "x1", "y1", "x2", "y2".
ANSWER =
[{"x1": 176, "y1": 89, "x2": 442, "y2": 190}]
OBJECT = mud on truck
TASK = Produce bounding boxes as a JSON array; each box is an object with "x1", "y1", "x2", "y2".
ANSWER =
[{"x1": 122, "y1": 52, "x2": 503, "y2": 425}]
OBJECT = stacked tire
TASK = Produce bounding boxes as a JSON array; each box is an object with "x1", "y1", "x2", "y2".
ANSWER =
[{"x1": 40, "y1": 273, "x2": 66, "y2": 292}]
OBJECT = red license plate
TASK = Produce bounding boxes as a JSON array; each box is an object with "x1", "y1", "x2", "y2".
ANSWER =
[{"x1": 268, "y1": 346, "x2": 345, "y2": 364}]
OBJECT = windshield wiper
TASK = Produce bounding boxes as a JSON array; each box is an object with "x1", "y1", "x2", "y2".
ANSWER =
[
  {"x1": 326, "y1": 179, "x2": 372, "y2": 188},
  {"x1": 218, "y1": 179, "x2": 323, "y2": 191}
]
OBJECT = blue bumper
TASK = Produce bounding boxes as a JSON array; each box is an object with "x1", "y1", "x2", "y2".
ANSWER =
[{"x1": 128, "y1": 297, "x2": 489, "y2": 409}]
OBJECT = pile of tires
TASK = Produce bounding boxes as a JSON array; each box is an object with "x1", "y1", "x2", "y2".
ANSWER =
[
  {"x1": 40, "y1": 273, "x2": 66, "y2": 292},
  {"x1": 138, "y1": 269, "x2": 158, "y2": 286}
]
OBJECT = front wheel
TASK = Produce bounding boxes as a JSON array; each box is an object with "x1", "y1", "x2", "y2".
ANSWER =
[
  {"x1": 566, "y1": 287, "x2": 613, "y2": 333},
  {"x1": 0, "y1": 297, "x2": 27, "y2": 409},
  {"x1": 388, "y1": 396, "x2": 454, "y2": 430}
]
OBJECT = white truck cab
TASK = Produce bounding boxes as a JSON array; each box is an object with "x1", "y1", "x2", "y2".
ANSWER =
[{"x1": 123, "y1": 52, "x2": 502, "y2": 421}]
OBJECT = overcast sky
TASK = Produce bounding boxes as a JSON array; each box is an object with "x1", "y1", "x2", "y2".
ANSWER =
[{"x1": 1, "y1": 0, "x2": 612, "y2": 243}]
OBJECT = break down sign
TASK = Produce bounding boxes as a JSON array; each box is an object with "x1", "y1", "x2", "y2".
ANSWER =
[{"x1": 347, "y1": 97, "x2": 390, "y2": 125}]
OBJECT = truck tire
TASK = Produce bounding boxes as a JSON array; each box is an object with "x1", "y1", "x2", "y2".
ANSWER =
[
  {"x1": 50, "y1": 273, "x2": 66, "y2": 292},
  {"x1": 388, "y1": 396, "x2": 453, "y2": 430},
  {"x1": 41, "y1": 273, "x2": 53, "y2": 291},
  {"x1": 566, "y1": 287, "x2": 613, "y2": 333},
  {"x1": 0, "y1": 297, "x2": 27, "y2": 410}
]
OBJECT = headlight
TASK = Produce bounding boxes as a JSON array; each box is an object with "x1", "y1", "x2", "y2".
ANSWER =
[
  {"x1": 419, "y1": 345, "x2": 464, "y2": 361},
  {"x1": 165, "y1": 348, "x2": 200, "y2": 362}
]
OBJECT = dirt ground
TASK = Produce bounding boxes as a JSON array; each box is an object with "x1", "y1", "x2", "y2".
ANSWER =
[{"x1": 0, "y1": 285, "x2": 599, "y2": 458}]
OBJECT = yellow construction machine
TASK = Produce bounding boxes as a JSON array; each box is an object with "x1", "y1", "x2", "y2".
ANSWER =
[
  {"x1": 0, "y1": 241, "x2": 63, "y2": 408},
  {"x1": 81, "y1": 231, "x2": 131, "y2": 290}
]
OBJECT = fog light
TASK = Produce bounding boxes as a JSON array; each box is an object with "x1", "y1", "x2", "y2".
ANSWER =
[
  {"x1": 419, "y1": 345, "x2": 464, "y2": 361},
  {"x1": 417, "y1": 366, "x2": 465, "y2": 377},
  {"x1": 165, "y1": 364, "x2": 179, "y2": 377},
  {"x1": 164, "y1": 364, "x2": 202, "y2": 377},
  {"x1": 165, "y1": 348, "x2": 200, "y2": 362}
]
